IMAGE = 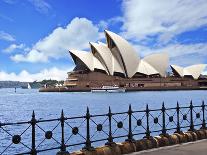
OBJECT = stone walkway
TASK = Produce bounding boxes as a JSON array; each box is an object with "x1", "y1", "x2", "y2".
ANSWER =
[{"x1": 128, "y1": 139, "x2": 207, "y2": 155}]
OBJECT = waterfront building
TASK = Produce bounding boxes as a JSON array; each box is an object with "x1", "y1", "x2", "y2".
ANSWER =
[
  {"x1": 41, "y1": 30, "x2": 207, "y2": 92},
  {"x1": 69, "y1": 30, "x2": 169, "y2": 79}
]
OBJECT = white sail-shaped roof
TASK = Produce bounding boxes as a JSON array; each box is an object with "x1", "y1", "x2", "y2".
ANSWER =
[
  {"x1": 170, "y1": 65, "x2": 184, "y2": 77},
  {"x1": 185, "y1": 64, "x2": 207, "y2": 79},
  {"x1": 143, "y1": 53, "x2": 169, "y2": 77},
  {"x1": 171, "y1": 64, "x2": 207, "y2": 79},
  {"x1": 93, "y1": 56, "x2": 107, "y2": 71},
  {"x1": 90, "y1": 42, "x2": 126, "y2": 75},
  {"x1": 105, "y1": 30, "x2": 140, "y2": 78},
  {"x1": 112, "y1": 55, "x2": 125, "y2": 74},
  {"x1": 90, "y1": 42, "x2": 113, "y2": 75},
  {"x1": 137, "y1": 60, "x2": 159, "y2": 75},
  {"x1": 69, "y1": 50, "x2": 107, "y2": 72},
  {"x1": 69, "y1": 50, "x2": 94, "y2": 71}
]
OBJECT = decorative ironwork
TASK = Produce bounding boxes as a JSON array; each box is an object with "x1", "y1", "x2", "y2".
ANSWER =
[
  {"x1": 117, "y1": 121, "x2": 123, "y2": 128},
  {"x1": 137, "y1": 119, "x2": 142, "y2": 126},
  {"x1": 196, "y1": 113, "x2": 200, "y2": 119},
  {"x1": 169, "y1": 116, "x2": 173, "y2": 122},
  {"x1": 45, "y1": 131, "x2": 53, "y2": 139},
  {"x1": 0, "y1": 101, "x2": 207, "y2": 154},
  {"x1": 12, "y1": 135, "x2": 21, "y2": 144},
  {"x1": 97, "y1": 124, "x2": 103, "y2": 131},
  {"x1": 154, "y1": 117, "x2": 159, "y2": 124},
  {"x1": 183, "y1": 114, "x2": 187, "y2": 120},
  {"x1": 72, "y1": 127, "x2": 79, "y2": 135}
]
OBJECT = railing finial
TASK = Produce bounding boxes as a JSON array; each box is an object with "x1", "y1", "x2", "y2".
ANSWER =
[
  {"x1": 32, "y1": 110, "x2": 35, "y2": 118},
  {"x1": 162, "y1": 101, "x2": 165, "y2": 107},
  {"x1": 109, "y1": 106, "x2": 111, "y2": 113}
]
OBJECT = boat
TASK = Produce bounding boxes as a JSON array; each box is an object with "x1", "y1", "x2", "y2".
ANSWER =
[
  {"x1": 28, "y1": 83, "x2": 31, "y2": 89},
  {"x1": 21, "y1": 82, "x2": 42, "y2": 89},
  {"x1": 91, "y1": 86, "x2": 126, "y2": 93},
  {"x1": 21, "y1": 83, "x2": 31, "y2": 89}
]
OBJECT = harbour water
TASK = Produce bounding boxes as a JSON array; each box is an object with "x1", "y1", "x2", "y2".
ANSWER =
[{"x1": 0, "y1": 88, "x2": 207, "y2": 154}]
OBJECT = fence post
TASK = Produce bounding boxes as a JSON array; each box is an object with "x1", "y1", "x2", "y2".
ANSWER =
[
  {"x1": 56, "y1": 110, "x2": 69, "y2": 155},
  {"x1": 201, "y1": 101, "x2": 206, "y2": 129},
  {"x1": 31, "y1": 111, "x2": 37, "y2": 155},
  {"x1": 145, "y1": 104, "x2": 150, "y2": 138},
  {"x1": 161, "y1": 102, "x2": 166, "y2": 135},
  {"x1": 126, "y1": 104, "x2": 134, "y2": 142},
  {"x1": 176, "y1": 102, "x2": 181, "y2": 133},
  {"x1": 189, "y1": 101, "x2": 194, "y2": 131},
  {"x1": 105, "y1": 106, "x2": 115, "y2": 146},
  {"x1": 83, "y1": 107, "x2": 93, "y2": 150}
]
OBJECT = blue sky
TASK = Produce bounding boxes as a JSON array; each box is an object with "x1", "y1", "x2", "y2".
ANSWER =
[{"x1": 0, "y1": 0, "x2": 207, "y2": 81}]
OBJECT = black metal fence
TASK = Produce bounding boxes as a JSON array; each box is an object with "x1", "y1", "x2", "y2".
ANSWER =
[{"x1": 0, "y1": 101, "x2": 207, "y2": 154}]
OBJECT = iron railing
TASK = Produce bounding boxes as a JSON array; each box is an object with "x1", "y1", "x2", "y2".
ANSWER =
[{"x1": 0, "y1": 101, "x2": 207, "y2": 154}]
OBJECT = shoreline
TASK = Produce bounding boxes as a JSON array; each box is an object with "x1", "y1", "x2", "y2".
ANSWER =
[{"x1": 39, "y1": 86, "x2": 207, "y2": 92}]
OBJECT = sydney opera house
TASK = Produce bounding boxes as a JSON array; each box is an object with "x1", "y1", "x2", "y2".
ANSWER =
[{"x1": 41, "y1": 30, "x2": 207, "y2": 92}]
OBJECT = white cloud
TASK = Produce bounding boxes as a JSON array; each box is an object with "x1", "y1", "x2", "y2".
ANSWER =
[
  {"x1": 0, "y1": 67, "x2": 72, "y2": 82},
  {"x1": 203, "y1": 71, "x2": 207, "y2": 75},
  {"x1": 11, "y1": 17, "x2": 101, "y2": 63},
  {"x1": 0, "y1": 31, "x2": 15, "y2": 41},
  {"x1": 121, "y1": 0, "x2": 207, "y2": 43},
  {"x1": 28, "y1": 0, "x2": 51, "y2": 14},
  {"x1": 98, "y1": 16, "x2": 123, "y2": 31},
  {"x1": 3, "y1": 43, "x2": 25, "y2": 53},
  {"x1": 11, "y1": 49, "x2": 48, "y2": 62}
]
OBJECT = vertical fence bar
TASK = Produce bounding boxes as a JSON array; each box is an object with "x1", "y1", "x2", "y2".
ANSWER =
[
  {"x1": 58, "y1": 109, "x2": 70, "y2": 155},
  {"x1": 176, "y1": 102, "x2": 181, "y2": 133},
  {"x1": 145, "y1": 104, "x2": 150, "y2": 138},
  {"x1": 161, "y1": 102, "x2": 166, "y2": 135},
  {"x1": 189, "y1": 101, "x2": 194, "y2": 131},
  {"x1": 106, "y1": 106, "x2": 114, "y2": 146},
  {"x1": 126, "y1": 104, "x2": 134, "y2": 142},
  {"x1": 31, "y1": 111, "x2": 36, "y2": 155},
  {"x1": 202, "y1": 101, "x2": 206, "y2": 129},
  {"x1": 83, "y1": 107, "x2": 93, "y2": 150},
  {"x1": 61, "y1": 110, "x2": 66, "y2": 151}
]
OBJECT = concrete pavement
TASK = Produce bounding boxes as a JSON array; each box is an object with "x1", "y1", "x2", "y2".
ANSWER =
[{"x1": 128, "y1": 139, "x2": 207, "y2": 155}]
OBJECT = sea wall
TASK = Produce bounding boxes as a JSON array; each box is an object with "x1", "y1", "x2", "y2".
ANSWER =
[{"x1": 69, "y1": 129, "x2": 207, "y2": 155}]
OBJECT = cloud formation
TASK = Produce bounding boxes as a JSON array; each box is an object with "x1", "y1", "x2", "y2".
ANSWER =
[
  {"x1": 121, "y1": 0, "x2": 207, "y2": 43},
  {"x1": 11, "y1": 17, "x2": 101, "y2": 63},
  {"x1": 0, "y1": 31, "x2": 15, "y2": 42},
  {"x1": 3, "y1": 44, "x2": 25, "y2": 53},
  {"x1": 28, "y1": 0, "x2": 51, "y2": 14},
  {"x1": 0, "y1": 67, "x2": 72, "y2": 82}
]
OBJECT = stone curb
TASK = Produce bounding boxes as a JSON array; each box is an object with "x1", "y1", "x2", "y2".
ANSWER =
[{"x1": 69, "y1": 129, "x2": 207, "y2": 155}]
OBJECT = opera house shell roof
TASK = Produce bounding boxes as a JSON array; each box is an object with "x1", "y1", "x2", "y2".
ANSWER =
[
  {"x1": 69, "y1": 30, "x2": 206, "y2": 79},
  {"x1": 171, "y1": 64, "x2": 207, "y2": 79}
]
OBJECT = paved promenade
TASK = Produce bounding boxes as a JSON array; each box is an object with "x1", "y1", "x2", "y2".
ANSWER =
[{"x1": 128, "y1": 139, "x2": 207, "y2": 155}]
